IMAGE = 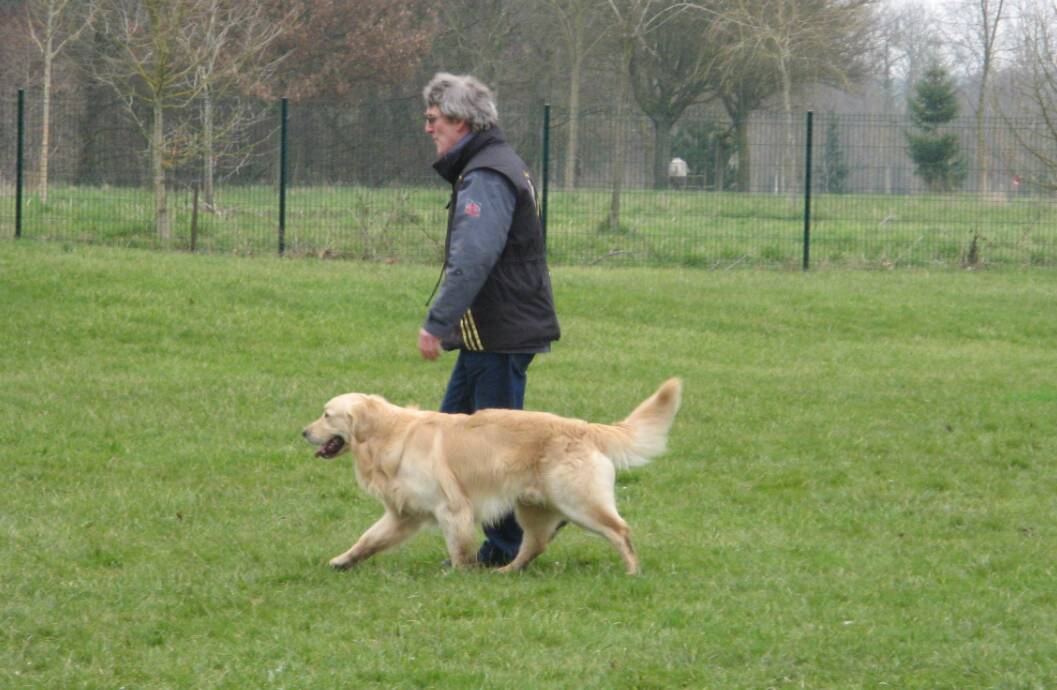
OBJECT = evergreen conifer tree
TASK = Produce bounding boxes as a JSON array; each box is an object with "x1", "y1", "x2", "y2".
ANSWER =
[
  {"x1": 823, "y1": 116, "x2": 849, "y2": 194},
  {"x1": 906, "y1": 64, "x2": 966, "y2": 192}
]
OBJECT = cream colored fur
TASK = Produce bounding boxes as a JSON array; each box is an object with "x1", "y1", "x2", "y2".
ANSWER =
[{"x1": 302, "y1": 378, "x2": 682, "y2": 574}]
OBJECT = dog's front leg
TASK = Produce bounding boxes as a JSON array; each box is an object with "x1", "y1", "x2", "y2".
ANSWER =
[
  {"x1": 330, "y1": 510, "x2": 423, "y2": 570},
  {"x1": 434, "y1": 502, "x2": 477, "y2": 569}
]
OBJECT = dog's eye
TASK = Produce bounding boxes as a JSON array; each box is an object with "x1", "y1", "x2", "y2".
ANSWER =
[{"x1": 324, "y1": 412, "x2": 331, "y2": 418}]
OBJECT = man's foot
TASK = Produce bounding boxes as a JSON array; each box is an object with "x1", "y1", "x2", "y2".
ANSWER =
[
  {"x1": 440, "y1": 553, "x2": 512, "y2": 569},
  {"x1": 441, "y1": 543, "x2": 515, "y2": 569},
  {"x1": 476, "y1": 542, "x2": 515, "y2": 568}
]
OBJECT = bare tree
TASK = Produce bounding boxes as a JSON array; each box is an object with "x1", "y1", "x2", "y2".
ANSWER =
[
  {"x1": 707, "y1": 0, "x2": 875, "y2": 195},
  {"x1": 190, "y1": 0, "x2": 293, "y2": 208},
  {"x1": 866, "y1": 2, "x2": 945, "y2": 193},
  {"x1": 885, "y1": 2, "x2": 945, "y2": 98},
  {"x1": 543, "y1": 0, "x2": 613, "y2": 189},
  {"x1": 26, "y1": 0, "x2": 95, "y2": 203},
  {"x1": 607, "y1": 0, "x2": 720, "y2": 189},
  {"x1": 92, "y1": 0, "x2": 211, "y2": 240},
  {"x1": 712, "y1": 59, "x2": 777, "y2": 191},
  {"x1": 944, "y1": 0, "x2": 1008, "y2": 193},
  {"x1": 435, "y1": 1, "x2": 527, "y2": 89},
  {"x1": 601, "y1": 0, "x2": 672, "y2": 226},
  {"x1": 999, "y1": 0, "x2": 1057, "y2": 191},
  {"x1": 872, "y1": 7, "x2": 903, "y2": 113},
  {"x1": 606, "y1": 55, "x2": 632, "y2": 233},
  {"x1": 600, "y1": 0, "x2": 638, "y2": 231},
  {"x1": 260, "y1": 0, "x2": 436, "y2": 101}
]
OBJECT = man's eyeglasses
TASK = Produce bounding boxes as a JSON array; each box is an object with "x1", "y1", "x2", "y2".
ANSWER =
[{"x1": 425, "y1": 114, "x2": 444, "y2": 125}]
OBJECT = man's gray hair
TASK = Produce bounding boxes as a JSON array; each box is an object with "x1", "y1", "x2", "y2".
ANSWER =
[{"x1": 423, "y1": 72, "x2": 499, "y2": 132}]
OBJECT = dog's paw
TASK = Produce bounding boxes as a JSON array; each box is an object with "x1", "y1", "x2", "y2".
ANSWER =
[{"x1": 329, "y1": 556, "x2": 354, "y2": 571}]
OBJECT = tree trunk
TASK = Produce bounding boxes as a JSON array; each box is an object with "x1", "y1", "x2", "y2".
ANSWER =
[
  {"x1": 563, "y1": 59, "x2": 581, "y2": 190},
  {"x1": 152, "y1": 99, "x2": 170, "y2": 240},
  {"x1": 652, "y1": 115, "x2": 674, "y2": 190},
  {"x1": 976, "y1": 78, "x2": 989, "y2": 195},
  {"x1": 203, "y1": 86, "x2": 215, "y2": 207},
  {"x1": 40, "y1": 40, "x2": 53, "y2": 204},
  {"x1": 713, "y1": 136, "x2": 730, "y2": 191},
  {"x1": 779, "y1": 61, "x2": 797, "y2": 203},
  {"x1": 608, "y1": 72, "x2": 628, "y2": 233},
  {"x1": 734, "y1": 115, "x2": 750, "y2": 192}
]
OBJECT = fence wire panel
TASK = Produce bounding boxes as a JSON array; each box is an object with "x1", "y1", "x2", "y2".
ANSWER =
[
  {"x1": 6, "y1": 93, "x2": 1057, "y2": 268},
  {"x1": 547, "y1": 110, "x2": 809, "y2": 267},
  {"x1": 5, "y1": 91, "x2": 279, "y2": 253},
  {"x1": 279, "y1": 98, "x2": 546, "y2": 263},
  {"x1": 809, "y1": 113, "x2": 1057, "y2": 267},
  {"x1": 280, "y1": 97, "x2": 443, "y2": 262},
  {"x1": 0, "y1": 96, "x2": 15, "y2": 238}
]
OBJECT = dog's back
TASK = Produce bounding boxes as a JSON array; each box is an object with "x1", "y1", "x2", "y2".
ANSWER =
[{"x1": 446, "y1": 378, "x2": 681, "y2": 471}]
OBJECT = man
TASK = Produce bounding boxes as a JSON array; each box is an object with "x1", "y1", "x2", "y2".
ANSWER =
[
  {"x1": 668, "y1": 157, "x2": 688, "y2": 190},
  {"x1": 418, "y1": 72, "x2": 561, "y2": 567}
]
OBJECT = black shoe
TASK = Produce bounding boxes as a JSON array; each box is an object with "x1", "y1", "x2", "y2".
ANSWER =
[
  {"x1": 440, "y1": 556, "x2": 504, "y2": 569},
  {"x1": 444, "y1": 526, "x2": 565, "y2": 568},
  {"x1": 476, "y1": 543, "x2": 514, "y2": 568}
]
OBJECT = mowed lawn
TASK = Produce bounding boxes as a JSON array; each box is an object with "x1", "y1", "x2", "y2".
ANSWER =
[{"x1": 3, "y1": 240, "x2": 1057, "y2": 689}]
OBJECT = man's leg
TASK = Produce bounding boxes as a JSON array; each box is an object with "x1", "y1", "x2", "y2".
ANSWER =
[
  {"x1": 440, "y1": 351, "x2": 473, "y2": 415},
  {"x1": 436, "y1": 352, "x2": 471, "y2": 570},
  {"x1": 470, "y1": 352, "x2": 534, "y2": 566}
]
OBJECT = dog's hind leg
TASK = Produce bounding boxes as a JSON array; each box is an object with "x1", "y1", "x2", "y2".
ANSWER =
[
  {"x1": 330, "y1": 510, "x2": 425, "y2": 570},
  {"x1": 586, "y1": 508, "x2": 639, "y2": 575},
  {"x1": 551, "y1": 453, "x2": 641, "y2": 575},
  {"x1": 563, "y1": 504, "x2": 639, "y2": 575},
  {"x1": 497, "y1": 504, "x2": 563, "y2": 574}
]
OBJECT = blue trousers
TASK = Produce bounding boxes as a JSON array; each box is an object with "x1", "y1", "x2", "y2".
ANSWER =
[{"x1": 440, "y1": 350, "x2": 535, "y2": 566}]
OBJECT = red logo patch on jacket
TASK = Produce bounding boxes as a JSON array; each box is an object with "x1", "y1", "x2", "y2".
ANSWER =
[{"x1": 464, "y1": 200, "x2": 481, "y2": 218}]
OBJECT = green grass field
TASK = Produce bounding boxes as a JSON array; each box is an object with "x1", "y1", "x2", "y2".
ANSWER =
[
  {"x1": 5, "y1": 184, "x2": 1057, "y2": 268},
  {"x1": 3, "y1": 240, "x2": 1057, "y2": 688}
]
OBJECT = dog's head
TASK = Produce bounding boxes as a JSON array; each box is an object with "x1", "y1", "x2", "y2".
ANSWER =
[{"x1": 302, "y1": 393, "x2": 380, "y2": 459}]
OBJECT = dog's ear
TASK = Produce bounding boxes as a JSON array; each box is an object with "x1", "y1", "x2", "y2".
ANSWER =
[{"x1": 346, "y1": 396, "x2": 379, "y2": 443}]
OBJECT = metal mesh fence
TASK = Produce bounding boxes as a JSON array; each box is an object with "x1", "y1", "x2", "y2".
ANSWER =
[
  {"x1": 0, "y1": 95, "x2": 19, "y2": 240},
  {"x1": 808, "y1": 113, "x2": 1057, "y2": 268},
  {"x1": 4, "y1": 92, "x2": 1057, "y2": 268}
]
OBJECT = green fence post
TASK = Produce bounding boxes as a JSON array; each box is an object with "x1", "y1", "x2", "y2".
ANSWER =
[
  {"x1": 803, "y1": 111, "x2": 814, "y2": 271},
  {"x1": 278, "y1": 97, "x2": 288, "y2": 256},
  {"x1": 541, "y1": 103, "x2": 550, "y2": 242},
  {"x1": 15, "y1": 89, "x2": 25, "y2": 239}
]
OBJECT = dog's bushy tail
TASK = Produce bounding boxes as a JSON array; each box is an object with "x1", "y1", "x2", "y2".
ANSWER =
[{"x1": 592, "y1": 378, "x2": 682, "y2": 471}]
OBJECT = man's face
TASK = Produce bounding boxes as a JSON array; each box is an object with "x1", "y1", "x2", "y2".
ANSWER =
[{"x1": 425, "y1": 106, "x2": 469, "y2": 158}]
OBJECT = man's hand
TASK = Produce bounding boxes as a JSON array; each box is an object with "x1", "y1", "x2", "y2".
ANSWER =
[{"x1": 418, "y1": 328, "x2": 441, "y2": 361}]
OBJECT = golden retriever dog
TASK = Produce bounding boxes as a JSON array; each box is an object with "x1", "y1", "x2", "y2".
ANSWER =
[{"x1": 302, "y1": 378, "x2": 682, "y2": 574}]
